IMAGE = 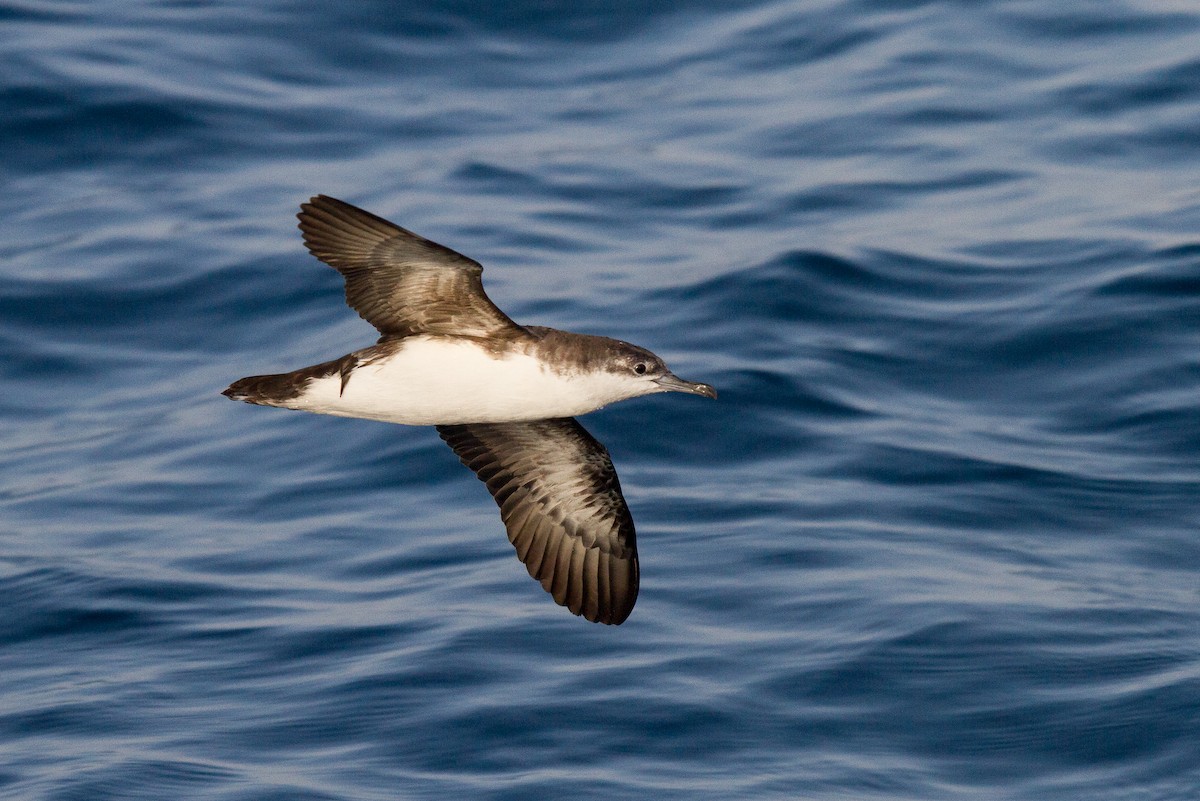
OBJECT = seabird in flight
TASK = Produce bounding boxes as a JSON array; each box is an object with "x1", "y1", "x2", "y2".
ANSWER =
[{"x1": 224, "y1": 195, "x2": 716, "y2": 624}]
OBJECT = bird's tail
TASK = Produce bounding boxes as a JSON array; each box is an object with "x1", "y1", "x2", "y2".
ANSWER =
[
  {"x1": 222, "y1": 373, "x2": 300, "y2": 406},
  {"x1": 222, "y1": 357, "x2": 345, "y2": 406}
]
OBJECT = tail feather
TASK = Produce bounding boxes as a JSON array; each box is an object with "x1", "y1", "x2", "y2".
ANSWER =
[
  {"x1": 222, "y1": 373, "x2": 299, "y2": 405},
  {"x1": 222, "y1": 357, "x2": 347, "y2": 405}
]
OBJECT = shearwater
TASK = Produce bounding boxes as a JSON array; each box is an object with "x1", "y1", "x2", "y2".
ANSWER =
[{"x1": 223, "y1": 195, "x2": 716, "y2": 624}]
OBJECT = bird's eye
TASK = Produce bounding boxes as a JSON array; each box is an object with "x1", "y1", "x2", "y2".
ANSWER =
[{"x1": 633, "y1": 363, "x2": 647, "y2": 375}]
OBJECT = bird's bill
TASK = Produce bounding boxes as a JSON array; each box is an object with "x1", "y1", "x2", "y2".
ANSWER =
[{"x1": 654, "y1": 373, "x2": 718, "y2": 399}]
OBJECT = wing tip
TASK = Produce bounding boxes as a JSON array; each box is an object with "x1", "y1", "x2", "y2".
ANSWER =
[
  {"x1": 295, "y1": 194, "x2": 405, "y2": 269},
  {"x1": 297, "y1": 193, "x2": 351, "y2": 223}
]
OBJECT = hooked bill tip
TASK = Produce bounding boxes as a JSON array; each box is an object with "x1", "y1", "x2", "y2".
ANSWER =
[{"x1": 655, "y1": 373, "x2": 718, "y2": 399}]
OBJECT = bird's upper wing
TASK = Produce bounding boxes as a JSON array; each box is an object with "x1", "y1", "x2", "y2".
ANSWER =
[
  {"x1": 437, "y1": 418, "x2": 639, "y2": 625},
  {"x1": 297, "y1": 195, "x2": 527, "y2": 339}
]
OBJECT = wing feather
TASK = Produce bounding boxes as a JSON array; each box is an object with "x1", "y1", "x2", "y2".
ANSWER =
[
  {"x1": 297, "y1": 195, "x2": 527, "y2": 339},
  {"x1": 437, "y1": 418, "x2": 639, "y2": 625}
]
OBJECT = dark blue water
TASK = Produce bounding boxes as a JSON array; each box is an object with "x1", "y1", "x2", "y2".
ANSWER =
[{"x1": 4, "y1": 1, "x2": 1200, "y2": 798}]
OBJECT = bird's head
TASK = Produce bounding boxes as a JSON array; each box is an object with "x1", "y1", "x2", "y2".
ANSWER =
[{"x1": 597, "y1": 340, "x2": 718, "y2": 403}]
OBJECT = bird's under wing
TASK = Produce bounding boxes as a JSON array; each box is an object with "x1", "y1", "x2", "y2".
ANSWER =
[
  {"x1": 297, "y1": 195, "x2": 527, "y2": 339},
  {"x1": 437, "y1": 418, "x2": 639, "y2": 625}
]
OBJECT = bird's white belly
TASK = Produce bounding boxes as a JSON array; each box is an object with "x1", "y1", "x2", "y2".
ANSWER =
[{"x1": 289, "y1": 338, "x2": 605, "y2": 425}]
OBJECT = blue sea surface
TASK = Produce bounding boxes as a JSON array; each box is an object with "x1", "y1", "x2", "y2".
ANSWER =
[{"x1": 3, "y1": 1, "x2": 1200, "y2": 799}]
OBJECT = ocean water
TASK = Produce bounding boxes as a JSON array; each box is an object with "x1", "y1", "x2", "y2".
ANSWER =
[{"x1": 3, "y1": 1, "x2": 1200, "y2": 798}]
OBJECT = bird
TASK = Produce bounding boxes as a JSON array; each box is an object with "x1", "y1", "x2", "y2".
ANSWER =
[{"x1": 223, "y1": 195, "x2": 716, "y2": 624}]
